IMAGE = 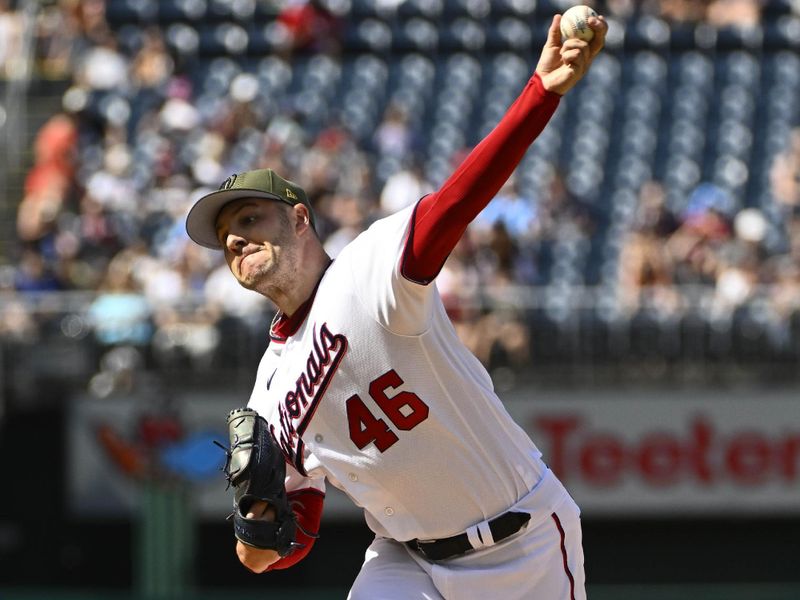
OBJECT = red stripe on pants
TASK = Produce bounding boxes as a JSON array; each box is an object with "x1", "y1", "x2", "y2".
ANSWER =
[{"x1": 551, "y1": 512, "x2": 576, "y2": 600}]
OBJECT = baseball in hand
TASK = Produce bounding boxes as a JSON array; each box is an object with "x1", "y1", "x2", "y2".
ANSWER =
[{"x1": 560, "y1": 5, "x2": 598, "y2": 42}]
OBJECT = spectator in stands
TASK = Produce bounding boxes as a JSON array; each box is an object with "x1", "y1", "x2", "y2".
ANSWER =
[
  {"x1": 212, "y1": 76, "x2": 262, "y2": 143},
  {"x1": 373, "y1": 101, "x2": 414, "y2": 159},
  {"x1": 770, "y1": 127, "x2": 800, "y2": 209},
  {"x1": 70, "y1": 0, "x2": 110, "y2": 44},
  {"x1": 9, "y1": 0, "x2": 800, "y2": 378},
  {"x1": 322, "y1": 193, "x2": 367, "y2": 258},
  {"x1": 35, "y1": 0, "x2": 77, "y2": 78},
  {"x1": 770, "y1": 253, "x2": 800, "y2": 319},
  {"x1": 0, "y1": 297, "x2": 39, "y2": 342},
  {"x1": 16, "y1": 114, "x2": 77, "y2": 244},
  {"x1": 432, "y1": 217, "x2": 534, "y2": 372},
  {"x1": 131, "y1": 27, "x2": 173, "y2": 90},
  {"x1": 87, "y1": 248, "x2": 152, "y2": 347},
  {"x1": 476, "y1": 224, "x2": 533, "y2": 373},
  {"x1": 77, "y1": 192, "x2": 124, "y2": 264},
  {"x1": 14, "y1": 248, "x2": 62, "y2": 291},
  {"x1": 711, "y1": 209, "x2": 765, "y2": 312},
  {"x1": 0, "y1": 0, "x2": 24, "y2": 79},
  {"x1": 438, "y1": 234, "x2": 481, "y2": 324},
  {"x1": 656, "y1": 0, "x2": 707, "y2": 23},
  {"x1": 667, "y1": 182, "x2": 735, "y2": 286},
  {"x1": 618, "y1": 180, "x2": 681, "y2": 310},
  {"x1": 75, "y1": 31, "x2": 127, "y2": 91},
  {"x1": 472, "y1": 176, "x2": 539, "y2": 241},
  {"x1": 706, "y1": 0, "x2": 762, "y2": 28},
  {"x1": 536, "y1": 170, "x2": 596, "y2": 243},
  {"x1": 276, "y1": 0, "x2": 342, "y2": 55},
  {"x1": 601, "y1": 0, "x2": 636, "y2": 20},
  {"x1": 296, "y1": 119, "x2": 375, "y2": 235},
  {"x1": 204, "y1": 262, "x2": 269, "y2": 324},
  {"x1": 654, "y1": 0, "x2": 763, "y2": 26},
  {"x1": 379, "y1": 159, "x2": 432, "y2": 216},
  {"x1": 35, "y1": 0, "x2": 110, "y2": 78}
]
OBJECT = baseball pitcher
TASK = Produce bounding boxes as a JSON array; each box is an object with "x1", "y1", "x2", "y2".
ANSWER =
[{"x1": 187, "y1": 12, "x2": 607, "y2": 599}]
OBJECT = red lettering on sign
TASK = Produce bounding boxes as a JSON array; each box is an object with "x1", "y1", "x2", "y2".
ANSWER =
[
  {"x1": 637, "y1": 433, "x2": 682, "y2": 486},
  {"x1": 726, "y1": 433, "x2": 771, "y2": 485},
  {"x1": 535, "y1": 416, "x2": 581, "y2": 477},
  {"x1": 778, "y1": 435, "x2": 800, "y2": 480},
  {"x1": 686, "y1": 419, "x2": 713, "y2": 483},
  {"x1": 579, "y1": 435, "x2": 624, "y2": 486},
  {"x1": 533, "y1": 414, "x2": 800, "y2": 489}
]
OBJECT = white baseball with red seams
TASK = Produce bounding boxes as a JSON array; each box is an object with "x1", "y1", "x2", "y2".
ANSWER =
[
  {"x1": 247, "y1": 205, "x2": 585, "y2": 598},
  {"x1": 560, "y1": 5, "x2": 597, "y2": 42}
]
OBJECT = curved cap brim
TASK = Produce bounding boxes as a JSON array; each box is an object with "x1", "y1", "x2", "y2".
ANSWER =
[{"x1": 185, "y1": 188, "x2": 287, "y2": 249}]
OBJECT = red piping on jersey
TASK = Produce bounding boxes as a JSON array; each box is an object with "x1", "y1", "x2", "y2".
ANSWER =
[
  {"x1": 270, "y1": 259, "x2": 334, "y2": 341},
  {"x1": 401, "y1": 72, "x2": 560, "y2": 284},
  {"x1": 552, "y1": 512, "x2": 576, "y2": 600},
  {"x1": 270, "y1": 322, "x2": 349, "y2": 476},
  {"x1": 291, "y1": 327, "x2": 349, "y2": 477},
  {"x1": 295, "y1": 328, "x2": 348, "y2": 439},
  {"x1": 294, "y1": 438, "x2": 307, "y2": 476}
]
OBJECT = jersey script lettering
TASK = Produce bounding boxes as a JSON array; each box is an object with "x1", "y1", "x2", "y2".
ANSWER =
[{"x1": 270, "y1": 322, "x2": 348, "y2": 471}]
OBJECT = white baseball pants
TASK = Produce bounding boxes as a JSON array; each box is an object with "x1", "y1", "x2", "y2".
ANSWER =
[{"x1": 347, "y1": 475, "x2": 585, "y2": 599}]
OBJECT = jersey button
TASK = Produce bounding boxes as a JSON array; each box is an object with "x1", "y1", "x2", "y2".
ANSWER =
[
  {"x1": 384, "y1": 507, "x2": 394, "y2": 516},
  {"x1": 348, "y1": 473, "x2": 358, "y2": 482},
  {"x1": 315, "y1": 434, "x2": 324, "y2": 443}
]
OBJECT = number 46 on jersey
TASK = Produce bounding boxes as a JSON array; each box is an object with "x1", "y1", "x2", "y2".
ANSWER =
[{"x1": 346, "y1": 369, "x2": 429, "y2": 452}]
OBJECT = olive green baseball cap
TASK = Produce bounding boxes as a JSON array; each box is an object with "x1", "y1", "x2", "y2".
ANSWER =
[{"x1": 185, "y1": 168, "x2": 316, "y2": 249}]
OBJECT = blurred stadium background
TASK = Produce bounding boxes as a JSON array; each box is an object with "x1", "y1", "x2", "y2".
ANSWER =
[{"x1": 1, "y1": 0, "x2": 800, "y2": 598}]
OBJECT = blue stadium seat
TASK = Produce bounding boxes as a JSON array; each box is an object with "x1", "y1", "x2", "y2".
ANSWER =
[
  {"x1": 394, "y1": 18, "x2": 439, "y2": 52},
  {"x1": 632, "y1": 51, "x2": 668, "y2": 87},
  {"x1": 397, "y1": 0, "x2": 444, "y2": 18},
  {"x1": 346, "y1": 18, "x2": 393, "y2": 52},
  {"x1": 166, "y1": 23, "x2": 201, "y2": 57},
  {"x1": 441, "y1": 17, "x2": 486, "y2": 52},
  {"x1": 106, "y1": 0, "x2": 157, "y2": 24},
  {"x1": 487, "y1": 18, "x2": 532, "y2": 52},
  {"x1": 676, "y1": 51, "x2": 714, "y2": 89}
]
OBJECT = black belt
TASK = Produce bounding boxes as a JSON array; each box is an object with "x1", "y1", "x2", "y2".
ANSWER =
[{"x1": 406, "y1": 511, "x2": 531, "y2": 561}]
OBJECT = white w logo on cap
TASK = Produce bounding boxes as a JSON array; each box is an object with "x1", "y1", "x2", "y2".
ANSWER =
[{"x1": 220, "y1": 174, "x2": 238, "y2": 190}]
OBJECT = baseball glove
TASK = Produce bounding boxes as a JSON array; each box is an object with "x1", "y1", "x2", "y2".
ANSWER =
[{"x1": 218, "y1": 407, "x2": 298, "y2": 557}]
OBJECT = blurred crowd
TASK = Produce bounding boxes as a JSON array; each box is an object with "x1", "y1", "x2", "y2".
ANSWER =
[
  {"x1": 2, "y1": 0, "x2": 800, "y2": 385},
  {"x1": 618, "y1": 167, "x2": 800, "y2": 319}
]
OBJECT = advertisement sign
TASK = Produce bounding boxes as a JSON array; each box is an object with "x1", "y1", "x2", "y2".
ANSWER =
[
  {"x1": 504, "y1": 389, "x2": 800, "y2": 515},
  {"x1": 69, "y1": 388, "x2": 800, "y2": 518},
  {"x1": 68, "y1": 392, "x2": 362, "y2": 519}
]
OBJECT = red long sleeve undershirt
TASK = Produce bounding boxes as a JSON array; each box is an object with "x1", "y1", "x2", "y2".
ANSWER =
[
  {"x1": 401, "y1": 72, "x2": 561, "y2": 284},
  {"x1": 264, "y1": 488, "x2": 324, "y2": 571}
]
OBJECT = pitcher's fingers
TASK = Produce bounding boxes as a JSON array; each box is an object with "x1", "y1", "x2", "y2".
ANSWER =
[
  {"x1": 547, "y1": 14, "x2": 563, "y2": 48},
  {"x1": 588, "y1": 15, "x2": 608, "y2": 57},
  {"x1": 560, "y1": 49, "x2": 581, "y2": 65},
  {"x1": 560, "y1": 39, "x2": 589, "y2": 65},
  {"x1": 561, "y1": 38, "x2": 589, "y2": 53}
]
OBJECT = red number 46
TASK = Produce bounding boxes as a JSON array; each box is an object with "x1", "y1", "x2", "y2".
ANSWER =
[{"x1": 346, "y1": 369, "x2": 429, "y2": 452}]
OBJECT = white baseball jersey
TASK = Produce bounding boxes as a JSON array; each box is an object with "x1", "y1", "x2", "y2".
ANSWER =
[{"x1": 247, "y1": 204, "x2": 563, "y2": 543}]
